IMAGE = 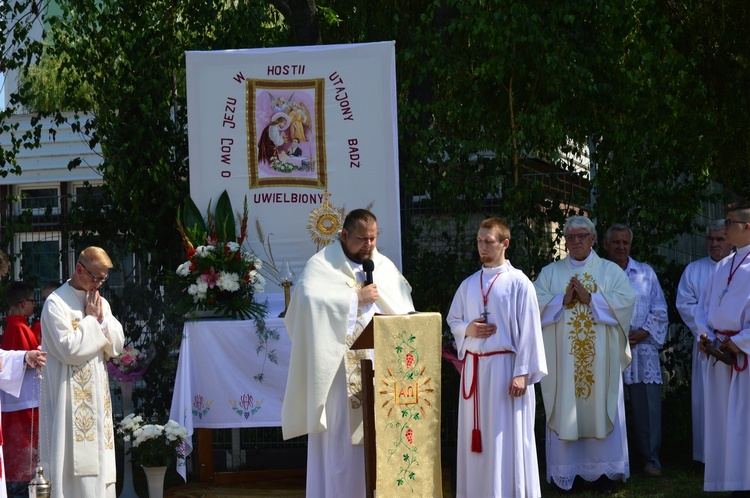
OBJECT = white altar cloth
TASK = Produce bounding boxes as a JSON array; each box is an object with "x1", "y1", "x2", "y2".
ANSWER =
[{"x1": 170, "y1": 294, "x2": 291, "y2": 480}]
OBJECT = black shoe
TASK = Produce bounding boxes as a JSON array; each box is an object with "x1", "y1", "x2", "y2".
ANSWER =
[{"x1": 592, "y1": 477, "x2": 615, "y2": 495}]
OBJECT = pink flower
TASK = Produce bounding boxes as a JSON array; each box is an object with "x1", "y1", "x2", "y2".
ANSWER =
[
  {"x1": 121, "y1": 355, "x2": 134, "y2": 365},
  {"x1": 200, "y1": 267, "x2": 219, "y2": 288}
]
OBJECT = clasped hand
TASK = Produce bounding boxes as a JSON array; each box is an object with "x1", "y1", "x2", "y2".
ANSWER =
[
  {"x1": 25, "y1": 349, "x2": 47, "y2": 369},
  {"x1": 466, "y1": 317, "x2": 496, "y2": 339},
  {"x1": 85, "y1": 290, "x2": 104, "y2": 323},
  {"x1": 629, "y1": 329, "x2": 649, "y2": 347},
  {"x1": 563, "y1": 277, "x2": 591, "y2": 306}
]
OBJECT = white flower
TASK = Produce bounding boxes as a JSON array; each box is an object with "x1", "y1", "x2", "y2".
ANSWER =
[
  {"x1": 164, "y1": 420, "x2": 189, "y2": 442},
  {"x1": 226, "y1": 241, "x2": 240, "y2": 252},
  {"x1": 176, "y1": 261, "x2": 191, "y2": 276},
  {"x1": 242, "y1": 252, "x2": 262, "y2": 269},
  {"x1": 217, "y1": 271, "x2": 240, "y2": 292},
  {"x1": 188, "y1": 280, "x2": 208, "y2": 302},
  {"x1": 194, "y1": 245, "x2": 213, "y2": 257},
  {"x1": 132, "y1": 424, "x2": 163, "y2": 447},
  {"x1": 251, "y1": 272, "x2": 266, "y2": 293}
]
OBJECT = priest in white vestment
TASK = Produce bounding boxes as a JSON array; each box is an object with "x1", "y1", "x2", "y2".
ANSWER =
[
  {"x1": 534, "y1": 216, "x2": 635, "y2": 491},
  {"x1": 281, "y1": 209, "x2": 414, "y2": 497},
  {"x1": 695, "y1": 201, "x2": 750, "y2": 493},
  {"x1": 676, "y1": 220, "x2": 733, "y2": 463},
  {"x1": 0, "y1": 349, "x2": 47, "y2": 498},
  {"x1": 447, "y1": 217, "x2": 547, "y2": 498},
  {"x1": 40, "y1": 247, "x2": 125, "y2": 498}
]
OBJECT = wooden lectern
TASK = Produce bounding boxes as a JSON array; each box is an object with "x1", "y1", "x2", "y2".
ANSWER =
[{"x1": 351, "y1": 312, "x2": 443, "y2": 498}]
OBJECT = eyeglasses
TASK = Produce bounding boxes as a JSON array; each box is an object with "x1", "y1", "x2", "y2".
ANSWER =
[
  {"x1": 564, "y1": 233, "x2": 592, "y2": 242},
  {"x1": 724, "y1": 218, "x2": 749, "y2": 228},
  {"x1": 81, "y1": 263, "x2": 109, "y2": 283}
]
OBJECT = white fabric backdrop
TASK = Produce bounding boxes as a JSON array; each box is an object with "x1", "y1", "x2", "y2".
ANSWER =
[{"x1": 186, "y1": 42, "x2": 402, "y2": 291}]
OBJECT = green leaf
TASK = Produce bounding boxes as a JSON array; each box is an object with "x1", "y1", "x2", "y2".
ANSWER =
[
  {"x1": 183, "y1": 196, "x2": 206, "y2": 235},
  {"x1": 214, "y1": 190, "x2": 236, "y2": 243}
]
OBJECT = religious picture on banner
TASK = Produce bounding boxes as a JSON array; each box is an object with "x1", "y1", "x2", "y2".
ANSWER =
[{"x1": 246, "y1": 79, "x2": 327, "y2": 188}]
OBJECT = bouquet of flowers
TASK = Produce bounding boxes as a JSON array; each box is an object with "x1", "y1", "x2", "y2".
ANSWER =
[
  {"x1": 107, "y1": 346, "x2": 153, "y2": 382},
  {"x1": 118, "y1": 414, "x2": 189, "y2": 467},
  {"x1": 176, "y1": 190, "x2": 267, "y2": 320}
]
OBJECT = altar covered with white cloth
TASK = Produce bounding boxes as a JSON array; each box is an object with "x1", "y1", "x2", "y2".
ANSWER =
[{"x1": 170, "y1": 294, "x2": 291, "y2": 481}]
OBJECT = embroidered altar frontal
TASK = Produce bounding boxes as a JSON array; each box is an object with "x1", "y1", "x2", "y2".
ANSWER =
[{"x1": 374, "y1": 313, "x2": 442, "y2": 497}]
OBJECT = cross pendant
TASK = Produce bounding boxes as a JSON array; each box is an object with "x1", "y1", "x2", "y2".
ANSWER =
[
  {"x1": 481, "y1": 308, "x2": 490, "y2": 319},
  {"x1": 719, "y1": 287, "x2": 729, "y2": 305}
]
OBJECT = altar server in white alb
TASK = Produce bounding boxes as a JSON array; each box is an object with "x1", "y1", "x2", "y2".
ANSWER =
[
  {"x1": 534, "y1": 215, "x2": 635, "y2": 492},
  {"x1": 676, "y1": 219, "x2": 733, "y2": 463},
  {"x1": 281, "y1": 209, "x2": 414, "y2": 498},
  {"x1": 40, "y1": 246, "x2": 125, "y2": 498},
  {"x1": 695, "y1": 200, "x2": 750, "y2": 494},
  {"x1": 447, "y1": 217, "x2": 547, "y2": 498}
]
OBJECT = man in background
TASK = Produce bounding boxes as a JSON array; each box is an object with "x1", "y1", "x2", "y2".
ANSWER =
[
  {"x1": 676, "y1": 219, "x2": 733, "y2": 463},
  {"x1": 603, "y1": 224, "x2": 668, "y2": 478}
]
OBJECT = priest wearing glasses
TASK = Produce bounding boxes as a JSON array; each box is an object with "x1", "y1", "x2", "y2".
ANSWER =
[
  {"x1": 695, "y1": 200, "x2": 750, "y2": 495},
  {"x1": 40, "y1": 246, "x2": 125, "y2": 498},
  {"x1": 534, "y1": 215, "x2": 636, "y2": 493}
]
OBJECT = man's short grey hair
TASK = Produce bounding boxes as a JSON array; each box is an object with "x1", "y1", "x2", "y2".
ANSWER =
[
  {"x1": 563, "y1": 216, "x2": 596, "y2": 236},
  {"x1": 707, "y1": 219, "x2": 725, "y2": 233},
  {"x1": 604, "y1": 223, "x2": 633, "y2": 242}
]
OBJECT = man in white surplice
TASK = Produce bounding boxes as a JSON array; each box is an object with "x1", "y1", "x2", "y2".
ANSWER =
[
  {"x1": 40, "y1": 246, "x2": 125, "y2": 498},
  {"x1": 695, "y1": 201, "x2": 750, "y2": 493},
  {"x1": 281, "y1": 209, "x2": 414, "y2": 498},
  {"x1": 603, "y1": 224, "x2": 668, "y2": 478},
  {"x1": 676, "y1": 219, "x2": 733, "y2": 463},
  {"x1": 534, "y1": 216, "x2": 635, "y2": 492},
  {"x1": 447, "y1": 217, "x2": 547, "y2": 498}
]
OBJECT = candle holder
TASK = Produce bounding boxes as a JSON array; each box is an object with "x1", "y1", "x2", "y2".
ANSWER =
[{"x1": 279, "y1": 261, "x2": 296, "y2": 317}]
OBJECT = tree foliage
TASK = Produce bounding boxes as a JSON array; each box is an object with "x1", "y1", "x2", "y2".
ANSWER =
[{"x1": 666, "y1": 0, "x2": 750, "y2": 198}]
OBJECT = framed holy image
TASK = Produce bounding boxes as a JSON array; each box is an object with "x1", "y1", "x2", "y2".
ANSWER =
[{"x1": 246, "y1": 78, "x2": 327, "y2": 189}]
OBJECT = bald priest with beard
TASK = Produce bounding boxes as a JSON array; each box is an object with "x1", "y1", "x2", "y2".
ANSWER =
[{"x1": 281, "y1": 209, "x2": 414, "y2": 498}]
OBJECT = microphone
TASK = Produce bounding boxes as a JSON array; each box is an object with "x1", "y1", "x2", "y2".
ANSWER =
[{"x1": 363, "y1": 259, "x2": 374, "y2": 286}]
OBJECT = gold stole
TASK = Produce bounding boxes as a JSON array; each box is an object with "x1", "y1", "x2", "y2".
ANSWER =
[{"x1": 71, "y1": 360, "x2": 115, "y2": 475}]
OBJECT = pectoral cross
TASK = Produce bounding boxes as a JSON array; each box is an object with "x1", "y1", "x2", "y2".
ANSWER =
[{"x1": 480, "y1": 307, "x2": 490, "y2": 320}]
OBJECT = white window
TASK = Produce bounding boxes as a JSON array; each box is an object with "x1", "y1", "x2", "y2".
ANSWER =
[
  {"x1": 14, "y1": 234, "x2": 62, "y2": 287},
  {"x1": 17, "y1": 184, "x2": 61, "y2": 216}
]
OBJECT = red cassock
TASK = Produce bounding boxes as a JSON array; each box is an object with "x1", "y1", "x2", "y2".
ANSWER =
[{"x1": 1, "y1": 315, "x2": 40, "y2": 482}]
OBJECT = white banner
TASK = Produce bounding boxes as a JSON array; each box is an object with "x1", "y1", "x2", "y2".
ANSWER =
[{"x1": 186, "y1": 42, "x2": 402, "y2": 290}]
